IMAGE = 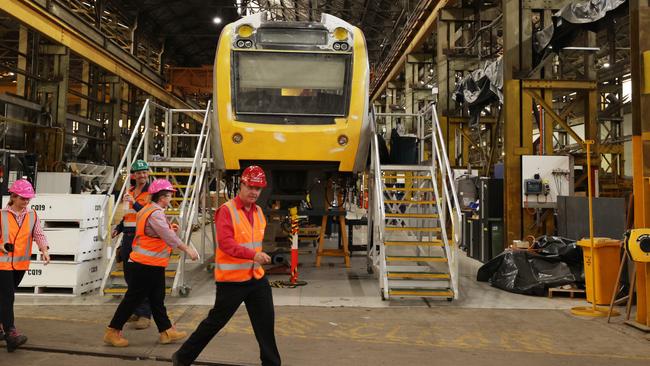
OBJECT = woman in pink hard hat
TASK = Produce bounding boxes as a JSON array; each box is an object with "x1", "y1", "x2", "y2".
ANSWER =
[
  {"x1": 0, "y1": 179, "x2": 50, "y2": 352},
  {"x1": 104, "y1": 179, "x2": 199, "y2": 347}
]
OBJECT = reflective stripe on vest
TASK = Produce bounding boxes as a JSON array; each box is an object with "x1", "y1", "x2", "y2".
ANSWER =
[
  {"x1": 214, "y1": 200, "x2": 266, "y2": 282},
  {"x1": 123, "y1": 187, "x2": 150, "y2": 226},
  {"x1": 0, "y1": 210, "x2": 36, "y2": 270},
  {"x1": 129, "y1": 204, "x2": 172, "y2": 267}
]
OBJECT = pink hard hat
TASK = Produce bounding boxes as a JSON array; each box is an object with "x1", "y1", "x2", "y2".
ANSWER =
[
  {"x1": 148, "y1": 179, "x2": 177, "y2": 194},
  {"x1": 9, "y1": 179, "x2": 35, "y2": 199}
]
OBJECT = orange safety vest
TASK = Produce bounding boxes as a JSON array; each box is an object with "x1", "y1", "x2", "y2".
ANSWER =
[
  {"x1": 0, "y1": 209, "x2": 36, "y2": 271},
  {"x1": 215, "y1": 199, "x2": 266, "y2": 282},
  {"x1": 123, "y1": 185, "x2": 150, "y2": 229},
  {"x1": 130, "y1": 204, "x2": 172, "y2": 267}
]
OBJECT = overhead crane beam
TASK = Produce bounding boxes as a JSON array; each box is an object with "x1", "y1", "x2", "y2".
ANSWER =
[
  {"x1": 1, "y1": 0, "x2": 199, "y2": 117},
  {"x1": 369, "y1": 0, "x2": 448, "y2": 101}
]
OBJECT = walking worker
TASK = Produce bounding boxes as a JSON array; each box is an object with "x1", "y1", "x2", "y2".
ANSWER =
[
  {"x1": 0, "y1": 179, "x2": 50, "y2": 352},
  {"x1": 173, "y1": 165, "x2": 281, "y2": 366},
  {"x1": 112, "y1": 159, "x2": 153, "y2": 329},
  {"x1": 104, "y1": 179, "x2": 199, "y2": 347}
]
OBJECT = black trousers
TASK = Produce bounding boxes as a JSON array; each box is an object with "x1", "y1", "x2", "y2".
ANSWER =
[
  {"x1": 121, "y1": 232, "x2": 151, "y2": 318},
  {"x1": 108, "y1": 261, "x2": 172, "y2": 333},
  {"x1": 0, "y1": 270, "x2": 26, "y2": 331},
  {"x1": 175, "y1": 277, "x2": 281, "y2": 366}
]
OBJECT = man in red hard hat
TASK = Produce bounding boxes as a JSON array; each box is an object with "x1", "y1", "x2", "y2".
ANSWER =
[{"x1": 173, "y1": 166, "x2": 280, "y2": 366}]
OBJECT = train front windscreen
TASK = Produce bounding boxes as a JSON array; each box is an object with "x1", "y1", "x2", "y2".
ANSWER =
[{"x1": 233, "y1": 51, "x2": 351, "y2": 124}]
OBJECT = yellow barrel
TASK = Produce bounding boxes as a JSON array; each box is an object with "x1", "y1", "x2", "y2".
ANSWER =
[{"x1": 577, "y1": 238, "x2": 622, "y2": 305}]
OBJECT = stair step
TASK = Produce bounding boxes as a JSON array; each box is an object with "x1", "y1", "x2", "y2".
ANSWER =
[
  {"x1": 111, "y1": 270, "x2": 176, "y2": 278},
  {"x1": 381, "y1": 165, "x2": 430, "y2": 171},
  {"x1": 105, "y1": 286, "x2": 172, "y2": 295},
  {"x1": 173, "y1": 185, "x2": 194, "y2": 189},
  {"x1": 384, "y1": 200, "x2": 436, "y2": 205},
  {"x1": 388, "y1": 288, "x2": 454, "y2": 298},
  {"x1": 388, "y1": 272, "x2": 450, "y2": 280},
  {"x1": 385, "y1": 213, "x2": 439, "y2": 219},
  {"x1": 382, "y1": 175, "x2": 433, "y2": 180},
  {"x1": 385, "y1": 240, "x2": 443, "y2": 246},
  {"x1": 386, "y1": 256, "x2": 448, "y2": 262},
  {"x1": 385, "y1": 227, "x2": 441, "y2": 232},
  {"x1": 149, "y1": 172, "x2": 196, "y2": 177},
  {"x1": 384, "y1": 187, "x2": 433, "y2": 192}
]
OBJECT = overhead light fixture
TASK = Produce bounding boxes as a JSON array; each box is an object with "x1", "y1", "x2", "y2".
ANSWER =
[
  {"x1": 603, "y1": 62, "x2": 610, "y2": 68},
  {"x1": 213, "y1": 17, "x2": 222, "y2": 24}
]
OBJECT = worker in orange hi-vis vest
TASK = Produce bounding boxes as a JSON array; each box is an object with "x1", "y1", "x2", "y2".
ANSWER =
[
  {"x1": 0, "y1": 179, "x2": 50, "y2": 353},
  {"x1": 104, "y1": 179, "x2": 199, "y2": 348},
  {"x1": 112, "y1": 159, "x2": 153, "y2": 330},
  {"x1": 172, "y1": 165, "x2": 281, "y2": 366}
]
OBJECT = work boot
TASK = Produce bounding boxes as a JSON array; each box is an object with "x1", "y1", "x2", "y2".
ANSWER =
[
  {"x1": 158, "y1": 327, "x2": 187, "y2": 344},
  {"x1": 134, "y1": 316, "x2": 151, "y2": 330},
  {"x1": 6, "y1": 330, "x2": 27, "y2": 353},
  {"x1": 103, "y1": 327, "x2": 128, "y2": 347}
]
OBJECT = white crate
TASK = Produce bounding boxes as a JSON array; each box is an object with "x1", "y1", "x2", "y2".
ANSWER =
[
  {"x1": 32, "y1": 228, "x2": 104, "y2": 261},
  {"x1": 18, "y1": 259, "x2": 103, "y2": 295},
  {"x1": 3, "y1": 194, "x2": 109, "y2": 228}
]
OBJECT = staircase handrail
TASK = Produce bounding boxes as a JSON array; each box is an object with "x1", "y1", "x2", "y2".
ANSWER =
[
  {"x1": 177, "y1": 101, "x2": 212, "y2": 228},
  {"x1": 99, "y1": 99, "x2": 151, "y2": 242}
]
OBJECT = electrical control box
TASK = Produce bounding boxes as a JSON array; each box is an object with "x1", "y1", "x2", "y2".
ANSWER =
[
  {"x1": 524, "y1": 179, "x2": 544, "y2": 195},
  {"x1": 521, "y1": 155, "x2": 573, "y2": 208}
]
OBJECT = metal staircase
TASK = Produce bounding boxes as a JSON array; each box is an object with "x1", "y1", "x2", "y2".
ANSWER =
[
  {"x1": 99, "y1": 99, "x2": 212, "y2": 297},
  {"x1": 368, "y1": 104, "x2": 461, "y2": 300}
]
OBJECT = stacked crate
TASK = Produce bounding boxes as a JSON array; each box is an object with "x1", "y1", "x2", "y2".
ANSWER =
[{"x1": 14, "y1": 194, "x2": 108, "y2": 295}]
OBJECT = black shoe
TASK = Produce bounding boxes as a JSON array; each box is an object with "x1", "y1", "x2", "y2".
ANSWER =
[
  {"x1": 6, "y1": 333, "x2": 27, "y2": 352},
  {"x1": 172, "y1": 351, "x2": 189, "y2": 366}
]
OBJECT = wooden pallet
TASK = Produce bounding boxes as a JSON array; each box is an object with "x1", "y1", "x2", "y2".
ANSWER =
[{"x1": 548, "y1": 287, "x2": 586, "y2": 299}]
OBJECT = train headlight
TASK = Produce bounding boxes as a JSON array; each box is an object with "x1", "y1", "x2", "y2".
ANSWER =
[
  {"x1": 232, "y1": 133, "x2": 243, "y2": 144},
  {"x1": 236, "y1": 40, "x2": 246, "y2": 48},
  {"x1": 333, "y1": 27, "x2": 348, "y2": 41},
  {"x1": 337, "y1": 135, "x2": 348, "y2": 146},
  {"x1": 238, "y1": 25, "x2": 254, "y2": 38},
  {"x1": 333, "y1": 42, "x2": 341, "y2": 51},
  {"x1": 244, "y1": 40, "x2": 253, "y2": 48},
  {"x1": 340, "y1": 42, "x2": 349, "y2": 51}
]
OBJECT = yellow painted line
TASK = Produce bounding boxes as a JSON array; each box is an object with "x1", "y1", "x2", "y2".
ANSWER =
[
  {"x1": 105, "y1": 287, "x2": 172, "y2": 295},
  {"x1": 384, "y1": 240, "x2": 443, "y2": 246},
  {"x1": 386, "y1": 227, "x2": 441, "y2": 232},
  {"x1": 382, "y1": 175, "x2": 433, "y2": 179},
  {"x1": 384, "y1": 200, "x2": 436, "y2": 204},
  {"x1": 386, "y1": 256, "x2": 447, "y2": 262},
  {"x1": 384, "y1": 187, "x2": 433, "y2": 192},
  {"x1": 387, "y1": 272, "x2": 450, "y2": 279},
  {"x1": 111, "y1": 271, "x2": 175, "y2": 278},
  {"x1": 385, "y1": 213, "x2": 439, "y2": 219},
  {"x1": 389, "y1": 289, "x2": 453, "y2": 297}
]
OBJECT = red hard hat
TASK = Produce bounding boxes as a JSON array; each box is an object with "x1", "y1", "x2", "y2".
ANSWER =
[{"x1": 241, "y1": 166, "x2": 267, "y2": 188}]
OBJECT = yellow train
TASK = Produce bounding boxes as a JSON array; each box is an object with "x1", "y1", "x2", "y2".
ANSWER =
[{"x1": 212, "y1": 12, "x2": 370, "y2": 208}]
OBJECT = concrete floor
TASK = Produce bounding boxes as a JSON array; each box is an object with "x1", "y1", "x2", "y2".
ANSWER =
[{"x1": 7, "y1": 235, "x2": 650, "y2": 365}]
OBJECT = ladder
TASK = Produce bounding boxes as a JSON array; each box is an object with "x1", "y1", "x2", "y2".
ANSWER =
[
  {"x1": 99, "y1": 99, "x2": 213, "y2": 297},
  {"x1": 368, "y1": 104, "x2": 461, "y2": 300}
]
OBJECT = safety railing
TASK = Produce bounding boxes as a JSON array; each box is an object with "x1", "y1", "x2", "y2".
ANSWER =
[
  {"x1": 368, "y1": 107, "x2": 388, "y2": 295},
  {"x1": 422, "y1": 102, "x2": 462, "y2": 297}
]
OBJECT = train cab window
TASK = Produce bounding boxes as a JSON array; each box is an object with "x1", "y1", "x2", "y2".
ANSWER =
[{"x1": 233, "y1": 51, "x2": 351, "y2": 124}]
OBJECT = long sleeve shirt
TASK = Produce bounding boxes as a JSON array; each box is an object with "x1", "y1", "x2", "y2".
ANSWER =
[
  {"x1": 4, "y1": 204, "x2": 49, "y2": 251},
  {"x1": 143, "y1": 202, "x2": 183, "y2": 248},
  {"x1": 215, "y1": 196, "x2": 257, "y2": 260}
]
